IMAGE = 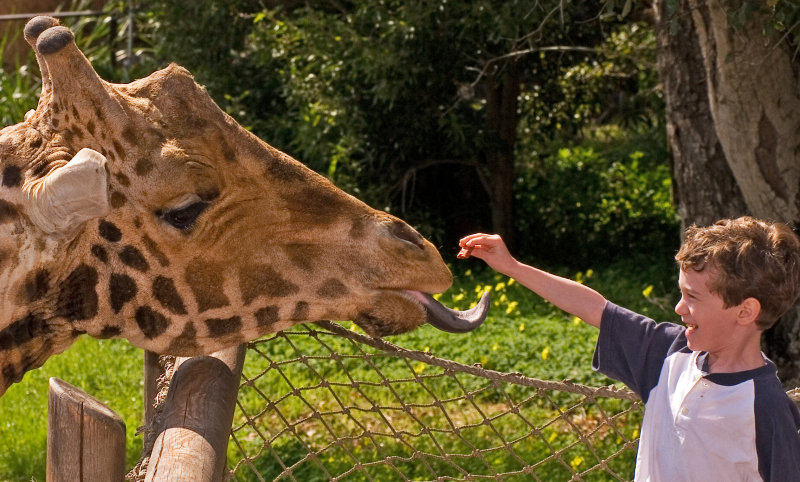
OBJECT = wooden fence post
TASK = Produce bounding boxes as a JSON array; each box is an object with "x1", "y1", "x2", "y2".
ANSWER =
[
  {"x1": 144, "y1": 345, "x2": 246, "y2": 481},
  {"x1": 47, "y1": 378, "x2": 127, "y2": 481}
]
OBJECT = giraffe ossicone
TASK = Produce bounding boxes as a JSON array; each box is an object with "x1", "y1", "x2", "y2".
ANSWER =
[{"x1": 0, "y1": 16, "x2": 488, "y2": 396}]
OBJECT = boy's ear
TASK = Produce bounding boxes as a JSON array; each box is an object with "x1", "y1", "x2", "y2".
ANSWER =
[{"x1": 735, "y1": 297, "x2": 762, "y2": 326}]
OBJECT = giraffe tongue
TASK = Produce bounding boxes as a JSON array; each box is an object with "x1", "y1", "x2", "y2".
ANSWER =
[{"x1": 407, "y1": 291, "x2": 491, "y2": 333}]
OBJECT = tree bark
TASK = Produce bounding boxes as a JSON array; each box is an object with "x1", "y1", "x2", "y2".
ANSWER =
[
  {"x1": 655, "y1": 0, "x2": 800, "y2": 387},
  {"x1": 482, "y1": 60, "x2": 521, "y2": 249},
  {"x1": 654, "y1": 0, "x2": 747, "y2": 231}
]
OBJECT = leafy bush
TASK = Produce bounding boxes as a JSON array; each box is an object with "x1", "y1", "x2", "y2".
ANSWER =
[{"x1": 514, "y1": 129, "x2": 679, "y2": 268}]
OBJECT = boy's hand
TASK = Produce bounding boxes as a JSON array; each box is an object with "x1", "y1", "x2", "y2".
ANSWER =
[{"x1": 458, "y1": 233, "x2": 518, "y2": 275}]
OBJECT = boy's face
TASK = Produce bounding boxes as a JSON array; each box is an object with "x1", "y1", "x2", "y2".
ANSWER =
[{"x1": 675, "y1": 268, "x2": 741, "y2": 353}]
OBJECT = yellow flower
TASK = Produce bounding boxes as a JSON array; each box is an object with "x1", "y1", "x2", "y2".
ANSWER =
[
  {"x1": 642, "y1": 285, "x2": 654, "y2": 298},
  {"x1": 570, "y1": 456, "x2": 584, "y2": 470},
  {"x1": 506, "y1": 301, "x2": 519, "y2": 315},
  {"x1": 541, "y1": 346, "x2": 550, "y2": 360},
  {"x1": 572, "y1": 316, "x2": 582, "y2": 325},
  {"x1": 548, "y1": 431, "x2": 558, "y2": 443},
  {"x1": 492, "y1": 343, "x2": 499, "y2": 351},
  {"x1": 453, "y1": 292, "x2": 465, "y2": 302},
  {"x1": 413, "y1": 363, "x2": 426, "y2": 374},
  {"x1": 518, "y1": 323, "x2": 525, "y2": 332},
  {"x1": 495, "y1": 281, "x2": 506, "y2": 291},
  {"x1": 480, "y1": 355, "x2": 488, "y2": 366}
]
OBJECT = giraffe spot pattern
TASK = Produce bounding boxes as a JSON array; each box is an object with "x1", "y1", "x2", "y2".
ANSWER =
[
  {"x1": 98, "y1": 325, "x2": 122, "y2": 339},
  {"x1": 135, "y1": 306, "x2": 169, "y2": 339},
  {"x1": 291, "y1": 301, "x2": 309, "y2": 321},
  {"x1": 185, "y1": 259, "x2": 230, "y2": 313},
  {"x1": 317, "y1": 278, "x2": 349, "y2": 299},
  {"x1": 167, "y1": 322, "x2": 198, "y2": 353},
  {"x1": 284, "y1": 244, "x2": 321, "y2": 271},
  {"x1": 205, "y1": 316, "x2": 242, "y2": 338},
  {"x1": 1, "y1": 166, "x2": 21, "y2": 187},
  {"x1": 255, "y1": 306, "x2": 279, "y2": 327},
  {"x1": 30, "y1": 136, "x2": 42, "y2": 149},
  {"x1": 142, "y1": 235, "x2": 170, "y2": 267},
  {"x1": 57, "y1": 264, "x2": 99, "y2": 321},
  {"x1": 91, "y1": 244, "x2": 108, "y2": 263},
  {"x1": 119, "y1": 245, "x2": 149, "y2": 272},
  {"x1": 238, "y1": 264, "x2": 299, "y2": 305},
  {"x1": 99, "y1": 220, "x2": 122, "y2": 242},
  {"x1": 21, "y1": 269, "x2": 50, "y2": 303},
  {"x1": 0, "y1": 313, "x2": 50, "y2": 350},
  {"x1": 0, "y1": 200, "x2": 18, "y2": 223},
  {"x1": 110, "y1": 191, "x2": 127, "y2": 208},
  {"x1": 135, "y1": 158, "x2": 154, "y2": 176},
  {"x1": 109, "y1": 273, "x2": 137, "y2": 313},
  {"x1": 153, "y1": 276, "x2": 187, "y2": 315},
  {"x1": 114, "y1": 172, "x2": 130, "y2": 187}
]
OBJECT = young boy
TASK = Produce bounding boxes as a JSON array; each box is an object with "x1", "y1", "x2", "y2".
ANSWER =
[{"x1": 458, "y1": 217, "x2": 800, "y2": 481}]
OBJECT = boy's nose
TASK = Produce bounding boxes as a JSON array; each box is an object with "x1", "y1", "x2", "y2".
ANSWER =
[{"x1": 674, "y1": 297, "x2": 687, "y2": 315}]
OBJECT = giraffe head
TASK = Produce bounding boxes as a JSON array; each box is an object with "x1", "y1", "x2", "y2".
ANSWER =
[{"x1": 0, "y1": 17, "x2": 488, "y2": 396}]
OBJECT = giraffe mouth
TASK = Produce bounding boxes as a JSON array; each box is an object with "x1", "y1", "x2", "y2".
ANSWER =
[{"x1": 405, "y1": 290, "x2": 490, "y2": 333}]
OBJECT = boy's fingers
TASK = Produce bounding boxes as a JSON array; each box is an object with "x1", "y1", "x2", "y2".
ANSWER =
[{"x1": 456, "y1": 246, "x2": 474, "y2": 259}]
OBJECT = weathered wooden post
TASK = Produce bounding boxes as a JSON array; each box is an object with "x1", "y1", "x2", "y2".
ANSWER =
[
  {"x1": 144, "y1": 345, "x2": 246, "y2": 481},
  {"x1": 47, "y1": 378, "x2": 127, "y2": 481}
]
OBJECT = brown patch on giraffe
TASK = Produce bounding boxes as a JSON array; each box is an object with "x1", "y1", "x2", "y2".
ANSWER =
[
  {"x1": 284, "y1": 186, "x2": 348, "y2": 226},
  {"x1": 99, "y1": 220, "x2": 122, "y2": 242},
  {"x1": 91, "y1": 244, "x2": 108, "y2": 263},
  {"x1": 349, "y1": 217, "x2": 367, "y2": 239},
  {"x1": 291, "y1": 301, "x2": 309, "y2": 321},
  {"x1": 205, "y1": 316, "x2": 242, "y2": 338},
  {"x1": 114, "y1": 172, "x2": 130, "y2": 187},
  {"x1": 56, "y1": 264, "x2": 99, "y2": 321},
  {"x1": 317, "y1": 278, "x2": 349, "y2": 298},
  {"x1": 122, "y1": 127, "x2": 137, "y2": 146},
  {"x1": 119, "y1": 245, "x2": 149, "y2": 272},
  {"x1": 19, "y1": 269, "x2": 50, "y2": 303},
  {"x1": 166, "y1": 322, "x2": 199, "y2": 354},
  {"x1": 86, "y1": 120, "x2": 96, "y2": 135},
  {"x1": 238, "y1": 264, "x2": 300, "y2": 305},
  {"x1": 255, "y1": 305, "x2": 279, "y2": 327},
  {"x1": 153, "y1": 276, "x2": 187, "y2": 315},
  {"x1": 110, "y1": 191, "x2": 127, "y2": 208},
  {"x1": 0, "y1": 200, "x2": 19, "y2": 223},
  {"x1": 30, "y1": 136, "x2": 43, "y2": 149},
  {"x1": 0, "y1": 313, "x2": 51, "y2": 350},
  {"x1": 185, "y1": 259, "x2": 230, "y2": 312},
  {"x1": 142, "y1": 235, "x2": 170, "y2": 267},
  {"x1": 135, "y1": 158, "x2": 154, "y2": 176},
  {"x1": 284, "y1": 244, "x2": 322, "y2": 271},
  {"x1": 2, "y1": 166, "x2": 21, "y2": 188},
  {"x1": 98, "y1": 325, "x2": 122, "y2": 339},
  {"x1": 135, "y1": 306, "x2": 169, "y2": 339},
  {"x1": 109, "y1": 273, "x2": 137, "y2": 314}
]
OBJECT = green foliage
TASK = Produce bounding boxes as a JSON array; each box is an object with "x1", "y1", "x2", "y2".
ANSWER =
[
  {"x1": 514, "y1": 127, "x2": 679, "y2": 267},
  {"x1": 0, "y1": 338, "x2": 143, "y2": 482}
]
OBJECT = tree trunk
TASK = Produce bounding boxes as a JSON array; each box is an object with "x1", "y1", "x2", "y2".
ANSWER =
[
  {"x1": 655, "y1": 0, "x2": 800, "y2": 387},
  {"x1": 483, "y1": 60, "x2": 521, "y2": 249},
  {"x1": 654, "y1": 0, "x2": 748, "y2": 231}
]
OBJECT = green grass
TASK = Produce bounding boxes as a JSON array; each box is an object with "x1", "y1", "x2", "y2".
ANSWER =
[{"x1": 0, "y1": 255, "x2": 677, "y2": 481}]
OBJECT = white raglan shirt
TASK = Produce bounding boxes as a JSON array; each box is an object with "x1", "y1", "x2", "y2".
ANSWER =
[{"x1": 592, "y1": 302, "x2": 800, "y2": 481}]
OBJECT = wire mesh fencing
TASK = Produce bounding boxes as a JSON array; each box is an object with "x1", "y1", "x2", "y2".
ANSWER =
[{"x1": 226, "y1": 321, "x2": 643, "y2": 481}]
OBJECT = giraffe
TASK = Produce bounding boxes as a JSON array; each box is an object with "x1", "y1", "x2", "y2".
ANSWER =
[{"x1": 0, "y1": 16, "x2": 489, "y2": 397}]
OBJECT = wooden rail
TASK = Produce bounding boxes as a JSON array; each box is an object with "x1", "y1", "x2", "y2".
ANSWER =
[{"x1": 47, "y1": 378, "x2": 126, "y2": 480}]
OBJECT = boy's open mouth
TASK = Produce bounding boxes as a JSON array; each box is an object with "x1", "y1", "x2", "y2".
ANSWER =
[{"x1": 685, "y1": 323, "x2": 698, "y2": 335}]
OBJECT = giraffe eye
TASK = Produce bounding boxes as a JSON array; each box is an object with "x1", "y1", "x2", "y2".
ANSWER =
[{"x1": 158, "y1": 201, "x2": 209, "y2": 231}]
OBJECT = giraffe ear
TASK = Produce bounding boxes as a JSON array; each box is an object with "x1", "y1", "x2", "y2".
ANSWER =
[{"x1": 26, "y1": 148, "x2": 110, "y2": 235}]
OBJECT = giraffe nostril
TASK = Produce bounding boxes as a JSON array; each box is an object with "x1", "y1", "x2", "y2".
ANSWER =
[{"x1": 390, "y1": 220, "x2": 425, "y2": 250}]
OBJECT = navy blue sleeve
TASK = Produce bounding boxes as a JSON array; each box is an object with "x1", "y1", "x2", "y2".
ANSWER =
[
  {"x1": 753, "y1": 376, "x2": 800, "y2": 481},
  {"x1": 592, "y1": 302, "x2": 687, "y2": 402}
]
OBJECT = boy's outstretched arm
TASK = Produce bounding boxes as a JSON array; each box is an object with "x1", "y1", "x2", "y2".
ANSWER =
[{"x1": 458, "y1": 233, "x2": 607, "y2": 328}]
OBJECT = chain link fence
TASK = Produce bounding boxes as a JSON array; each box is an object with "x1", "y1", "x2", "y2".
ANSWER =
[{"x1": 226, "y1": 322, "x2": 644, "y2": 481}]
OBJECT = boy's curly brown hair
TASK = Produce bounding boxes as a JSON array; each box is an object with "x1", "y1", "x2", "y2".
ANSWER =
[{"x1": 675, "y1": 217, "x2": 800, "y2": 330}]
